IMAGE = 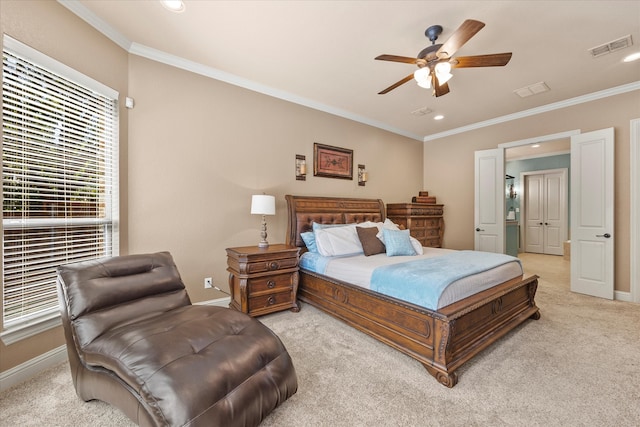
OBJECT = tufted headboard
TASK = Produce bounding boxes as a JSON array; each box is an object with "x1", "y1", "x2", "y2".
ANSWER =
[{"x1": 285, "y1": 195, "x2": 385, "y2": 250}]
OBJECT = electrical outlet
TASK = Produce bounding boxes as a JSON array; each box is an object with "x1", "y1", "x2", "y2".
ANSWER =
[{"x1": 204, "y1": 277, "x2": 212, "y2": 289}]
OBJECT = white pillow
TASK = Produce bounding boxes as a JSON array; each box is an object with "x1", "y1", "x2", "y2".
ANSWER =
[
  {"x1": 314, "y1": 224, "x2": 364, "y2": 257},
  {"x1": 376, "y1": 218, "x2": 424, "y2": 255}
]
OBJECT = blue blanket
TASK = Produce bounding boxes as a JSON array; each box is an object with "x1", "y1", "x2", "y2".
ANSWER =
[{"x1": 370, "y1": 250, "x2": 521, "y2": 310}]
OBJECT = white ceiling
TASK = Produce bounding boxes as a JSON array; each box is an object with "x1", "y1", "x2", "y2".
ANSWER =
[{"x1": 62, "y1": 1, "x2": 640, "y2": 142}]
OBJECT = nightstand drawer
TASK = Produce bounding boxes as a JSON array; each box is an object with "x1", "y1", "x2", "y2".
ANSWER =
[
  {"x1": 248, "y1": 290, "x2": 294, "y2": 312},
  {"x1": 244, "y1": 257, "x2": 298, "y2": 274},
  {"x1": 248, "y1": 273, "x2": 294, "y2": 294}
]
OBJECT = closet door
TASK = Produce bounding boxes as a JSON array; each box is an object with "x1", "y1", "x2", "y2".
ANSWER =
[
  {"x1": 525, "y1": 174, "x2": 544, "y2": 253},
  {"x1": 524, "y1": 170, "x2": 567, "y2": 255},
  {"x1": 543, "y1": 172, "x2": 564, "y2": 255}
]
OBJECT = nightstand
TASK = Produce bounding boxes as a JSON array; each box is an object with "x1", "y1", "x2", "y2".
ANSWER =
[{"x1": 226, "y1": 244, "x2": 301, "y2": 317}]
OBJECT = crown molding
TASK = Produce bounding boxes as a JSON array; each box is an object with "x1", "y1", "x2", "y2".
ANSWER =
[{"x1": 423, "y1": 81, "x2": 640, "y2": 142}]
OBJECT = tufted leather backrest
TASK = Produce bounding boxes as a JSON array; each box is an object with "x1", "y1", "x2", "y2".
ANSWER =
[{"x1": 57, "y1": 251, "x2": 191, "y2": 349}]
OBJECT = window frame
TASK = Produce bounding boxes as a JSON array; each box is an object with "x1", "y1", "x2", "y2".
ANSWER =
[{"x1": 1, "y1": 36, "x2": 119, "y2": 344}]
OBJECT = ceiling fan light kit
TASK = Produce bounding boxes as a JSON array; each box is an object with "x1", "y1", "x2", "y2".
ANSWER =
[
  {"x1": 414, "y1": 67, "x2": 432, "y2": 88},
  {"x1": 376, "y1": 19, "x2": 512, "y2": 97}
]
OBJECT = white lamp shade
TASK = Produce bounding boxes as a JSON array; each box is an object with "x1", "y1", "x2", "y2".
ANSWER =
[
  {"x1": 413, "y1": 67, "x2": 431, "y2": 89},
  {"x1": 251, "y1": 195, "x2": 276, "y2": 215},
  {"x1": 435, "y1": 61, "x2": 451, "y2": 75}
]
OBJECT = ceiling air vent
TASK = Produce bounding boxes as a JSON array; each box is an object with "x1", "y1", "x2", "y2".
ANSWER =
[
  {"x1": 588, "y1": 35, "x2": 633, "y2": 57},
  {"x1": 514, "y1": 82, "x2": 550, "y2": 98},
  {"x1": 411, "y1": 107, "x2": 433, "y2": 117}
]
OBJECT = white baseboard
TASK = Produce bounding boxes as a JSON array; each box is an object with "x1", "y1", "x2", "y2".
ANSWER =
[
  {"x1": 195, "y1": 296, "x2": 231, "y2": 307},
  {"x1": 615, "y1": 290, "x2": 632, "y2": 302},
  {"x1": 0, "y1": 345, "x2": 68, "y2": 393}
]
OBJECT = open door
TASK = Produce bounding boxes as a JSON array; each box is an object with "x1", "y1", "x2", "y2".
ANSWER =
[
  {"x1": 474, "y1": 148, "x2": 505, "y2": 253},
  {"x1": 570, "y1": 128, "x2": 614, "y2": 299}
]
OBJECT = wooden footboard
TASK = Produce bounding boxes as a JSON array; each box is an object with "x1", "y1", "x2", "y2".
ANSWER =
[{"x1": 299, "y1": 270, "x2": 539, "y2": 387}]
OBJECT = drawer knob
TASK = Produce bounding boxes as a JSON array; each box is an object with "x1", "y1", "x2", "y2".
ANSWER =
[
  {"x1": 267, "y1": 280, "x2": 276, "y2": 289},
  {"x1": 268, "y1": 261, "x2": 280, "y2": 270},
  {"x1": 267, "y1": 296, "x2": 275, "y2": 305}
]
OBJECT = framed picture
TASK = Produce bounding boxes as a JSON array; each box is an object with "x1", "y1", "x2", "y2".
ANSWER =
[{"x1": 313, "y1": 143, "x2": 353, "y2": 180}]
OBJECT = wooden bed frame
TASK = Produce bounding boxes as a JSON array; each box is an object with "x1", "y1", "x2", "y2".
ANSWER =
[{"x1": 285, "y1": 195, "x2": 540, "y2": 387}]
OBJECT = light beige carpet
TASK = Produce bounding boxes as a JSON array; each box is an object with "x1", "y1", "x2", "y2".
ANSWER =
[{"x1": 1, "y1": 253, "x2": 639, "y2": 426}]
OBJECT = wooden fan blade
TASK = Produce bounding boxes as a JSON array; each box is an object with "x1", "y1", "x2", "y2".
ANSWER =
[
  {"x1": 437, "y1": 19, "x2": 485, "y2": 59},
  {"x1": 378, "y1": 73, "x2": 414, "y2": 94},
  {"x1": 451, "y1": 53, "x2": 513, "y2": 68},
  {"x1": 433, "y1": 75, "x2": 450, "y2": 97},
  {"x1": 375, "y1": 54, "x2": 418, "y2": 64}
]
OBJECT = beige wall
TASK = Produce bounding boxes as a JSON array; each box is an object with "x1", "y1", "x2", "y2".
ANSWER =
[
  {"x1": 0, "y1": 0, "x2": 129, "y2": 371},
  {"x1": 127, "y1": 55, "x2": 423, "y2": 304},
  {"x1": 423, "y1": 90, "x2": 640, "y2": 293}
]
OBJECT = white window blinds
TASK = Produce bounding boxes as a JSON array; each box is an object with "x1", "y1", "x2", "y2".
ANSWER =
[{"x1": 2, "y1": 37, "x2": 119, "y2": 334}]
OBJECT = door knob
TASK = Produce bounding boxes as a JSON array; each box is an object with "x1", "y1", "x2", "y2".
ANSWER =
[
  {"x1": 475, "y1": 228, "x2": 484, "y2": 232},
  {"x1": 539, "y1": 222, "x2": 543, "y2": 225},
  {"x1": 544, "y1": 222, "x2": 549, "y2": 225},
  {"x1": 596, "y1": 233, "x2": 611, "y2": 238}
]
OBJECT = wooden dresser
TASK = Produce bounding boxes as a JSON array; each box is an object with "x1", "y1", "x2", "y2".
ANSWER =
[
  {"x1": 386, "y1": 203, "x2": 445, "y2": 248},
  {"x1": 226, "y1": 244, "x2": 300, "y2": 317}
]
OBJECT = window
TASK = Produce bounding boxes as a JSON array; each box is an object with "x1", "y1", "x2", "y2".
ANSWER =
[{"x1": 1, "y1": 36, "x2": 119, "y2": 343}]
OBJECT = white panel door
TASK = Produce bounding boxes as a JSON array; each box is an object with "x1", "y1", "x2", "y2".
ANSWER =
[
  {"x1": 525, "y1": 174, "x2": 544, "y2": 253},
  {"x1": 474, "y1": 149, "x2": 505, "y2": 253},
  {"x1": 544, "y1": 172, "x2": 564, "y2": 255},
  {"x1": 524, "y1": 170, "x2": 566, "y2": 255},
  {"x1": 571, "y1": 128, "x2": 614, "y2": 299}
]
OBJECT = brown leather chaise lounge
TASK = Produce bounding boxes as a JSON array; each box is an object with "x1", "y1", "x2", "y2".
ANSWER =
[{"x1": 56, "y1": 251, "x2": 297, "y2": 427}]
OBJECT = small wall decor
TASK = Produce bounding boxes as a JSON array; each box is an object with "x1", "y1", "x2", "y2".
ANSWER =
[
  {"x1": 358, "y1": 164, "x2": 368, "y2": 186},
  {"x1": 313, "y1": 143, "x2": 353, "y2": 180},
  {"x1": 295, "y1": 154, "x2": 306, "y2": 181}
]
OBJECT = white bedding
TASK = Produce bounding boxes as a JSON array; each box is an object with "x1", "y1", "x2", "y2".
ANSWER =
[{"x1": 300, "y1": 247, "x2": 524, "y2": 309}]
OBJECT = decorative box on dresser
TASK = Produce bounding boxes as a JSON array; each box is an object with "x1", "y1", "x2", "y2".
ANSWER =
[
  {"x1": 386, "y1": 194, "x2": 444, "y2": 248},
  {"x1": 226, "y1": 244, "x2": 301, "y2": 317}
]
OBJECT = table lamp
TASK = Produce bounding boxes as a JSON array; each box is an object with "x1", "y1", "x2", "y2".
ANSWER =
[{"x1": 251, "y1": 195, "x2": 276, "y2": 248}]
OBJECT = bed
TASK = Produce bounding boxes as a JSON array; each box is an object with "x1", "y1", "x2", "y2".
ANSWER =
[{"x1": 285, "y1": 194, "x2": 540, "y2": 387}]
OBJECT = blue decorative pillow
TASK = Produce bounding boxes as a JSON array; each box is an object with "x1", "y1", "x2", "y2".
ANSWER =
[
  {"x1": 383, "y1": 228, "x2": 416, "y2": 257},
  {"x1": 300, "y1": 231, "x2": 318, "y2": 253}
]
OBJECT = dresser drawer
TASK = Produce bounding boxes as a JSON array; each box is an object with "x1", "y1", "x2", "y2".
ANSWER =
[
  {"x1": 411, "y1": 218, "x2": 427, "y2": 228},
  {"x1": 424, "y1": 237, "x2": 442, "y2": 248},
  {"x1": 248, "y1": 290, "x2": 294, "y2": 312},
  {"x1": 425, "y1": 228, "x2": 441, "y2": 237},
  {"x1": 410, "y1": 228, "x2": 427, "y2": 239},
  {"x1": 425, "y1": 218, "x2": 441, "y2": 228},
  {"x1": 248, "y1": 272, "x2": 294, "y2": 294}
]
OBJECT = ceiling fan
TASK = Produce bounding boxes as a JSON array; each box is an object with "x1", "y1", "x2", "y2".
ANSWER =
[{"x1": 375, "y1": 19, "x2": 512, "y2": 97}]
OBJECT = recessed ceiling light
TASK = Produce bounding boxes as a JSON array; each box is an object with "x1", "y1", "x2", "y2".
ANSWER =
[
  {"x1": 434, "y1": 115, "x2": 444, "y2": 120},
  {"x1": 161, "y1": 0, "x2": 185, "y2": 12},
  {"x1": 531, "y1": 144, "x2": 540, "y2": 148},
  {"x1": 623, "y1": 52, "x2": 640, "y2": 62}
]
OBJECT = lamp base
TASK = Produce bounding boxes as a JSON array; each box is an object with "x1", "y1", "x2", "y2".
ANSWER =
[{"x1": 258, "y1": 241, "x2": 269, "y2": 248}]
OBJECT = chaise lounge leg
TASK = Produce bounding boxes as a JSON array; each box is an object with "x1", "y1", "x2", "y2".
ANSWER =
[
  {"x1": 423, "y1": 365, "x2": 458, "y2": 388},
  {"x1": 529, "y1": 311, "x2": 541, "y2": 320}
]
